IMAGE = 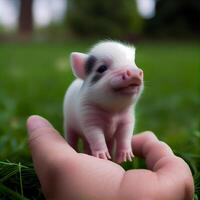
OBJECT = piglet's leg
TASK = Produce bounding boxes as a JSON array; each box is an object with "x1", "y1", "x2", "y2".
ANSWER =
[
  {"x1": 82, "y1": 139, "x2": 91, "y2": 155},
  {"x1": 66, "y1": 129, "x2": 79, "y2": 152},
  {"x1": 84, "y1": 128, "x2": 111, "y2": 160},
  {"x1": 115, "y1": 123, "x2": 134, "y2": 163}
]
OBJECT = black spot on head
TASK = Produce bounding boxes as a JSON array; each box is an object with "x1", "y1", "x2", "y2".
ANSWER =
[
  {"x1": 90, "y1": 74, "x2": 102, "y2": 85},
  {"x1": 85, "y1": 55, "x2": 97, "y2": 75}
]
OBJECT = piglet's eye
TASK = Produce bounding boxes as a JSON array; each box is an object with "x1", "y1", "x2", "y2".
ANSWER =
[{"x1": 97, "y1": 64, "x2": 108, "y2": 73}]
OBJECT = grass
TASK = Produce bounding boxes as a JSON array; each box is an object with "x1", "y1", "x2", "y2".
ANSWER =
[{"x1": 0, "y1": 39, "x2": 199, "y2": 199}]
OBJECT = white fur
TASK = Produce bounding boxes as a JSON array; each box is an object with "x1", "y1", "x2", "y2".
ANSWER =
[{"x1": 89, "y1": 40, "x2": 136, "y2": 68}]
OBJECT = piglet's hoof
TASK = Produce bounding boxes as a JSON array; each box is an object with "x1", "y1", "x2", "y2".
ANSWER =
[
  {"x1": 116, "y1": 150, "x2": 134, "y2": 163},
  {"x1": 92, "y1": 150, "x2": 111, "y2": 160}
]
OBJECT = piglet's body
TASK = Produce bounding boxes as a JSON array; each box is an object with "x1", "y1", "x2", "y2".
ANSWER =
[{"x1": 63, "y1": 41, "x2": 144, "y2": 163}]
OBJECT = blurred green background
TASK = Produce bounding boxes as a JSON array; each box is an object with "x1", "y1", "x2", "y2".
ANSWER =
[{"x1": 0, "y1": 0, "x2": 199, "y2": 199}]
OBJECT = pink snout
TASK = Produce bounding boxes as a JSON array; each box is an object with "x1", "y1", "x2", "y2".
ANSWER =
[
  {"x1": 122, "y1": 68, "x2": 143, "y2": 82},
  {"x1": 110, "y1": 68, "x2": 143, "y2": 88}
]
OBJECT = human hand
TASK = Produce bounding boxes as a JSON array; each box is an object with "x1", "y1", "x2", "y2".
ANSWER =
[{"x1": 27, "y1": 115, "x2": 194, "y2": 200}]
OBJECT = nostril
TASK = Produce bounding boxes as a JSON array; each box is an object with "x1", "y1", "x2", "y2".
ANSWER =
[
  {"x1": 122, "y1": 75, "x2": 126, "y2": 80},
  {"x1": 139, "y1": 69, "x2": 143, "y2": 77},
  {"x1": 127, "y1": 70, "x2": 131, "y2": 77}
]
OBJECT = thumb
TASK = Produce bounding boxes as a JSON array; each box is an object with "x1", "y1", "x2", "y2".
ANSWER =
[
  {"x1": 27, "y1": 115, "x2": 76, "y2": 169},
  {"x1": 27, "y1": 116, "x2": 78, "y2": 199}
]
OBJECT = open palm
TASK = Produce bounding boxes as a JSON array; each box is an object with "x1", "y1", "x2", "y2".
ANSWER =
[{"x1": 27, "y1": 115, "x2": 194, "y2": 200}]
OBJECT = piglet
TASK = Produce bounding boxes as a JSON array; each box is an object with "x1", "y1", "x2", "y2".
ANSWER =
[{"x1": 63, "y1": 41, "x2": 144, "y2": 163}]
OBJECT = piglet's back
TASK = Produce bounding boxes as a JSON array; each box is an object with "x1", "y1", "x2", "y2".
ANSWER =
[{"x1": 63, "y1": 79, "x2": 83, "y2": 132}]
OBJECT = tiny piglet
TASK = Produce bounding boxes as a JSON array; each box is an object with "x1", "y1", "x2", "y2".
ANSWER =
[{"x1": 63, "y1": 41, "x2": 144, "y2": 163}]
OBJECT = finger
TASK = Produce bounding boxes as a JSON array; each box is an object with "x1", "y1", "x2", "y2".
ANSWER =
[
  {"x1": 131, "y1": 132, "x2": 194, "y2": 199},
  {"x1": 27, "y1": 115, "x2": 76, "y2": 154},
  {"x1": 27, "y1": 115, "x2": 77, "y2": 172},
  {"x1": 132, "y1": 131, "x2": 174, "y2": 170}
]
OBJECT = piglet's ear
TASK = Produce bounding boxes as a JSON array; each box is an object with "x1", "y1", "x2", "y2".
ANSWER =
[{"x1": 70, "y1": 52, "x2": 88, "y2": 79}]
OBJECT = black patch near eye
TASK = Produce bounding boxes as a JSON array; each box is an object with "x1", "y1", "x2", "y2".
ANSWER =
[
  {"x1": 97, "y1": 64, "x2": 108, "y2": 73},
  {"x1": 85, "y1": 55, "x2": 97, "y2": 75},
  {"x1": 90, "y1": 74, "x2": 102, "y2": 84}
]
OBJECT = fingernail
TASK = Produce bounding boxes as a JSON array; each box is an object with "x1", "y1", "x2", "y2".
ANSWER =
[{"x1": 27, "y1": 115, "x2": 53, "y2": 133}]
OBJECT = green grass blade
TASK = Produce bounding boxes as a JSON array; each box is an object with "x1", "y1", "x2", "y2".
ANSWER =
[{"x1": 18, "y1": 162, "x2": 24, "y2": 197}]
